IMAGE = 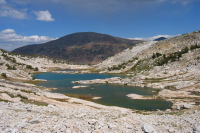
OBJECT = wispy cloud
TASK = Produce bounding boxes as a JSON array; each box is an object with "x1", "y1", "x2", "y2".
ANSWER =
[
  {"x1": 0, "y1": 29, "x2": 56, "y2": 51},
  {"x1": 0, "y1": 4, "x2": 27, "y2": 19},
  {"x1": 34, "y1": 10, "x2": 55, "y2": 22},
  {"x1": 0, "y1": 0, "x2": 55, "y2": 21}
]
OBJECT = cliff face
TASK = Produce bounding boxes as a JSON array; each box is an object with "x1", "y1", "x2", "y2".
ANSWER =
[{"x1": 12, "y1": 32, "x2": 143, "y2": 65}]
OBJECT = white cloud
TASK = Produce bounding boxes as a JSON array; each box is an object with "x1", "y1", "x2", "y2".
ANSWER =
[
  {"x1": 0, "y1": 1, "x2": 28, "y2": 19},
  {"x1": 1, "y1": 29, "x2": 15, "y2": 34},
  {"x1": 34, "y1": 10, "x2": 55, "y2": 22},
  {"x1": 0, "y1": 2, "x2": 55, "y2": 21},
  {"x1": 129, "y1": 35, "x2": 176, "y2": 41},
  {"x1": 0, "y1": 29, "x2": 56, "y2": 51},
  {"x1": 0, "y1": 8, "x2": 27, "y2": 19}
]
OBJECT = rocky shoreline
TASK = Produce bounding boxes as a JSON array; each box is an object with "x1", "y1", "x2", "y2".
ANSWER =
[
  {"x1": 0, "y1": 77, "x2": 200, "y2": 133},
  {"x1": 72, "y1": 70, "x2": 200, "y2": 110}
]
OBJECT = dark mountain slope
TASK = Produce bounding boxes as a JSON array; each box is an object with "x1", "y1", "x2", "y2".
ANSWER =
[
  {"x1": 12, "y1": 32, "x2": 143, "y2": 64},
  {"x1": 154, "y1": 37, "x2": 167, "y2": 41}
]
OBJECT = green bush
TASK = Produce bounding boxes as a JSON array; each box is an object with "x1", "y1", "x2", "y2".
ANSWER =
[
  {"x1": 155, "y1": 46, "x2": 191, "y2": 66},
  {"x1": 6, "y1": 64, "x2": 13, "y2": 70},
  {"x1": 152, "y1": 53, "x2": 162, "y2": 59},
  {"x1": 26, "y1": 65, "x2": 33, "y2": 69},
  {"x1": 182, "y1": 46, "x2": 189, "y2": 53},
  {"x1": 1, "y1": 73, "x2": 7, "y2": 78},
  {"x1": 12, "y1": 66, "x2": 16, "y2": 70},
  {"x1": 190, "y1": 44, "x2": 200, "y2": 50},
  {"x1": 34, "y1": 67, "x2": 39, "y2": 71},
  {"x1": 6, "y1": 64, "x2": 16, "y2": 70},
  {"x1": 108, "y1": 63, "x2": 127, "y2": 71}
]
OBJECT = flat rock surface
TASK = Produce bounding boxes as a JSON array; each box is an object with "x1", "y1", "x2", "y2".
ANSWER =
[
  {"x1": 126, "y1": 94, "x2": 152, "y2": 99},
  {"x1": 0, "y1": 101, "x2": 200, "y2": 133}
]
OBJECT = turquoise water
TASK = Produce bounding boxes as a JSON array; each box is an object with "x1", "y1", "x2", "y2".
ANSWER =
[{"x1": 33, "y1": 72, "x2": 172, "y2": 111}]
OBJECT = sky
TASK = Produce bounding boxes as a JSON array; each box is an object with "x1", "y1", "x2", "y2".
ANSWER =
[{"x1": 0, "y1": 0, "x2": 200, "y2": 51}]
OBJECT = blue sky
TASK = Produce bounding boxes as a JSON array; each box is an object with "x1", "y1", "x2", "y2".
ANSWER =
[{"x1": 0, "y1": 0, "x2": 200, "y2": 51}]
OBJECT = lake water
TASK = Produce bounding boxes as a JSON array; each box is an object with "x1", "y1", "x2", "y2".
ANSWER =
[{"x1": 33, "y1": 72, "x2": 172, "y2": 111}]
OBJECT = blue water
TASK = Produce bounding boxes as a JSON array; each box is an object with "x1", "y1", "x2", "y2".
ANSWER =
[{"x1": 33, "y1": 72, "x2": 172, "y2": 111}]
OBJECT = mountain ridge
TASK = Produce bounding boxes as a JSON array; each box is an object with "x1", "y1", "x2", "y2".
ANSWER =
[{"x1": 12, "y1": 32, "x2": 143, "y2": 64}]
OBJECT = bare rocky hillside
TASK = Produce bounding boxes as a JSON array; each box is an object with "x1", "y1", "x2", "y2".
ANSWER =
[
  {"x1": 0, "y1": 49, "x2": 90, "y2": 81},
  {"x1": 96, "y1": 31, "x2": 200, "y2": 75}
]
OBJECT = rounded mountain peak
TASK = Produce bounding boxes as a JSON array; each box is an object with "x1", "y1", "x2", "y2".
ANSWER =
[
  {"x1": 12, "y1": 32, "x2": 143, "y2": 64},
  {"x1": 57, "y1": 32, "x2": 124, "y2": 46}
]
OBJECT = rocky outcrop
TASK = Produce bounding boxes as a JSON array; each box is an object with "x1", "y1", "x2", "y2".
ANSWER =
[
  {"x1": 72, "y1": 77, "x2": 122, "y2": 84},
  {"x1": 0, "y1": 93, "x2": 21, "y2": 103},
  {"x1": 142, "y1": 124, "x2": 157, "y2": 133},
  {"x1": 126, "y1": 94, "x2": 152, "y2": 99},
  {"x1": 95, "y1": 41, "x2": 156, "y2": 72}
]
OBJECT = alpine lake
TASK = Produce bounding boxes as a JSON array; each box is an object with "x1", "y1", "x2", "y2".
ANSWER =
[{"x1": 33, "y1": 70, "x2": 172, "y2": 111}]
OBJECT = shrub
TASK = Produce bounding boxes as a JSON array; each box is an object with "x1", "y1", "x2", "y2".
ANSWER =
[
  {"x1": 155, "y1": 46, "x2": 190, "y2": 66},
  {"x1": 34, "y1": 67, "x2": 39, "y2": 71},
  {"x1": 152, "y1": 53, "x2": 162, "y2": 59},
  {"x1": 108, "y1": 63, "x2": 127, "y2": 71},
  {"x1": 6, "y1": 64, "x2": 13, "y2": 70},
  {"x1": 6, "y1": 64, "x2": 16, "y2": 70},
  {"x1": 190, "y1": 44, "x2": 200, "y2": 50},
  {"x1": 12, "y1": 66, "x2": 16, "y2": 70},
  {"x1": 156, "y1": 53, "x2": 162, "y2": 57},
  {"x1": 26, "y1": 65, "x2": 33, "y2": 69},
  {"x1": 152, "y1": 53, "x2": 156, "y2": 59},
  {"x1": 182, "y1": 46, "x2": 189, "y2": 53},
  {"x1": 1, "y1": 73, "x2": 7, "y2": 78}
]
